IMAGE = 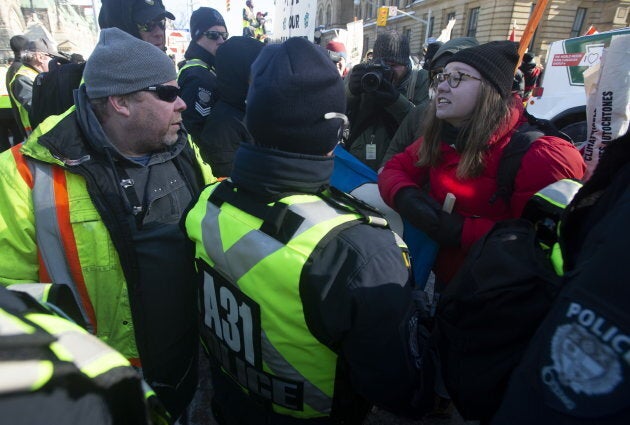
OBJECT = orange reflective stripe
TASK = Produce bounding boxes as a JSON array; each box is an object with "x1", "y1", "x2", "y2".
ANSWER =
[
  {"x1": 128, "y1": 357, "x2": 142, "y2": 368},
  {"x1": 37, "y1": 251, "x2": 51, "y2": 283},
  {"x1": 12, "y1": 146, "x2": 52, "y2": 282},
  {"x1": 10, "y1": 145, "x2": 33, "y2": 189},
  {"x1": 52, "y1": 167, "x2": 98, "y2": 333}
]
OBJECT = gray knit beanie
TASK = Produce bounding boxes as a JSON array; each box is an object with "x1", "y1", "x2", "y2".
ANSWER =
[
  {"x1": 373, "y1": 30, "x2": 410, "y2": 65},
  {"x1": 84, "y1": 28, "x2": 176, "y2": 99}
]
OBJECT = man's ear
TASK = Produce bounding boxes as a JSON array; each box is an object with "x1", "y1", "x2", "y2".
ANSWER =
[{"x1": 108, "y1": 95, "x2": 132, "y2": 117}]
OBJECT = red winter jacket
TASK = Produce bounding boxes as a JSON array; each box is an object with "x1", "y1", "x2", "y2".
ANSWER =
[{"x1": 378, "y1": 101, "x2": 586, "y2": 284}]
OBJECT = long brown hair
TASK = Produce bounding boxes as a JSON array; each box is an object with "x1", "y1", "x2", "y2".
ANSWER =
[{"x1": 417, "y1": 80, "x2": 512, "y2": 179}]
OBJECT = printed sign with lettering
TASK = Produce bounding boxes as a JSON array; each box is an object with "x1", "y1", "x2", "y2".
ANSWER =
[
  {"x1": 200, "y1": 269, "x2": 305, "y2": 410},
  {"x1": 273, "y1": 0, "x2": 317, "y2": 42}
]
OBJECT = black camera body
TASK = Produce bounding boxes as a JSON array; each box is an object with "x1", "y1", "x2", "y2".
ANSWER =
[{"x1": 361, "y1": 61, "x2": 393, "y2": 92}]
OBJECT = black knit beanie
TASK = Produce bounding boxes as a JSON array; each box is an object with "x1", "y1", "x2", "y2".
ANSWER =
[
  {"x1": 373, "y1": 30, "x2": 410, "y2": 65},
  {"x1": 215, "y1": 36, "x2": 264, "y2": 106},
  {"x1": 246, "y1": 37, "x2": 346, "y2": 156},
  {"x1": 10, "y1": 35, "x2": 28, "y2": 56},
  {"x1": 190, "y1": 7, "x2": 226, "y2": 41},
  {"x1": 446, "y1": 40, "x2": 519, "y2": 98},
  {"x1": 430, "y1": 37, "x2": 479, "y2": 71}
]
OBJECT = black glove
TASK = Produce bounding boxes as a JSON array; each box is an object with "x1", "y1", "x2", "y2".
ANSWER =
[
  {"x1": 395, "y1": 187, "x2": 463, "y2": 247},
  {"x1": 372, "y1": 77, "x2": 399, "y2": 106},
  {"x1": 348, "y1": 63, "x2": 369, "y2": 96}
]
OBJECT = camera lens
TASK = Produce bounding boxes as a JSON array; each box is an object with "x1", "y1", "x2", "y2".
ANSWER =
[{"x1": 361, "y1": 71, "x2": 382, "y2": 92}]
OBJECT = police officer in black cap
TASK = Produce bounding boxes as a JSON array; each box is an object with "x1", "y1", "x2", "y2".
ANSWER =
[{"x1": 99, "y1": 0, "x2": 176, "y2": 51}]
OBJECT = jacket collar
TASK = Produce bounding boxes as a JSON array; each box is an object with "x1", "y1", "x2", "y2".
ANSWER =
[
  {"x1": 184, "y1": 41, "x2": 216, "y2": 68},
  {"x1": 231, "y1": 143, "x2": 333, "y2": 201}
]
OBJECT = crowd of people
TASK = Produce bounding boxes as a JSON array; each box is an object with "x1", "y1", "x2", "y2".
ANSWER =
[{"x1": 0, "y1": 0, "x2": 627, "y2": 424}]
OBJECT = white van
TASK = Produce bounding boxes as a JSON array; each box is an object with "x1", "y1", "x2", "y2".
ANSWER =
[{"x1": 526, "y1": 27, "x2": 630, "y2": 146}]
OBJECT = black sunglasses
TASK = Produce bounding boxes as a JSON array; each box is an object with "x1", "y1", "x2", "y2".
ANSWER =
[
  {"x1": 203, "y1": 30, "x2": 229, "y2": 41},
  {"x1": 140, "y1": 85, "x2": 180, "y2": 103},
  {"x1": 137, "y1": 18, "x2": 166, "y2": 33}
]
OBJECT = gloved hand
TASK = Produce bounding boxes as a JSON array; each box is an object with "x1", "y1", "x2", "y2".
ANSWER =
[
  {"x1": 372, "y1": 77, "x2": 400, "y2": 106},
  {"x1": 348, "y1": 63, "x2": 369, "y2": 96},
  {"x1": 395, "y1": 187, "x2": 463, "y2": 247}
]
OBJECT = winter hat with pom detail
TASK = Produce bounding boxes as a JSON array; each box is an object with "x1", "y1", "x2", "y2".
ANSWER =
[
  {"x1": 246, "y1": 37, "x2": 346, "y2": 156},
  {"x1": 326, "y1": 40, "x2": 347, "y2": 60},
  {"x1": 446, "y1": 40, "x2": 519, "y2": 98}
]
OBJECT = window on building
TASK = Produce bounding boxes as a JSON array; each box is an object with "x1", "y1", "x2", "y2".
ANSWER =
[
  {"x1": 571, "y1": 7, "x2": 587, "y2": 37},
  {"x1": 404, "y1": 27, "x2": 411, "y2": 42},
  {"x1": 466, "y1": 7, "x2": 479, "y2": 38},
  {"x1": 317, "y1": 8, "x2": 323, "y2": 27},
  {"x1": 326, "y1": 4, "x2": 332, "y2": 26},
  {"x1": 428, "y1": 15, "x2": 434, "y2": 38},
  {"x1": 354, "y1": 2, "x2": 361, "y2": 20},
  {"x1": 446, "y1": 11, "x2": 456, "y2": 25}
]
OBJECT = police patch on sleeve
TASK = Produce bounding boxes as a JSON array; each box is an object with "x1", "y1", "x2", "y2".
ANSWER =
[
  {"x1": 195, "y1": 87, "x2": 212, "y2": 117},
  {"x1": 536, "y1": 300, "x2": 629, "y2": 417}
]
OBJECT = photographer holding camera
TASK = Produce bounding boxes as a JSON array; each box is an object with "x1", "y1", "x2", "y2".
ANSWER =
[{"x1": 345, "y1": 30, "x2": 429, "y2": 171}]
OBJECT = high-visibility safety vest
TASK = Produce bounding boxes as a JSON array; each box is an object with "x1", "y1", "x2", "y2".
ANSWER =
[
  {"x1": 185, "y1": 180, "x2": 398, "y2": 419},
  {"x1": 0, "y1": 309, "x2": 131, "y2": 393},
  {"x1": 0, "y1": 287, "x2": 165, "y2": 425},
  {"x1": 8, "y1": 64, "x2": 39, "y2": 135},
  {"x1": 3, "y1": 109, "x2": 140, "y2": 364}
]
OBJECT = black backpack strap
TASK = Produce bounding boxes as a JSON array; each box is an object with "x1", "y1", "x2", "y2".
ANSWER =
[
  {"x1": 490, "y1": 124, "x2": 544, "y2": 205},
  {"x1": 208, "y1": 180, "x2": 305, "y2": 244},
  {"x1": 323, "y1": 186, "x2": 389, "y2": 229},
  {"x1": 523, "y1": 109, "x2": 573, "y2": 143},
  {"x1": 491, "y1": 111, "x2": 575, "y2": 205}
]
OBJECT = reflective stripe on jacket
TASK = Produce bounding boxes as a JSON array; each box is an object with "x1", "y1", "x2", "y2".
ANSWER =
[
  {"x1": 185, "y1": 181, "x2": 366, "y2": 419},
  {"x1": 178, "y1": 58, "x2": 215, "y2": 76},
  {"x1": 0, "y1": 307, "x2": 131, "y2": 393},
  {"x1": 0, "y1": 110, "x2": 139, "y2": 363}
]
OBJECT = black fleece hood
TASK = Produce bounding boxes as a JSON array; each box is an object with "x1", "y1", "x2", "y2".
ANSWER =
[{"x1": 215, "y1": 36, "x2": 264, "y2": 109}]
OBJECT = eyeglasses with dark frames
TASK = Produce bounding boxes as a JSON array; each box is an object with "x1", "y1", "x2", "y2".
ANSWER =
[
  {"x1": 137, "y1": 18, "x2": 166, "y2": 33},
  {"x1": 203, "y1": 30, "x2": 229, "y2": 41},
  {"x1": 140, "y1": 85, "x2": 180, "y2": 103},
  {"x1": 433, "y1": 71, "x2": 482, "y2": 89}
]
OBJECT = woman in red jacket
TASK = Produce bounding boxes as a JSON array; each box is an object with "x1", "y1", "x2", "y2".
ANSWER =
[{"x1": 378, "y1": 41, "x2": 586, "y2": 286}]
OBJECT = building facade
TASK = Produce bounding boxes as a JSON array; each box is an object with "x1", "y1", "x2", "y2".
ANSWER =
[
  {"x1": 316, "y1": 0, "x2": 630, "y2": 66},
  {"x1": 1, "y1": 0, "x2": 98, "y2": 64}
]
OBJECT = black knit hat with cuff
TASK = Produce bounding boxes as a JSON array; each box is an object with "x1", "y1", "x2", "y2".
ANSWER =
[
  {"x1": 446, "y1": 40, "x2": 519, "y2": 98},
  {"x1": 373, "y1": 30, "x2": 410, "y2": 65},
  {"x1": 190, "y1": 7, "x2": 226, "y2": 41},
  {"x1": 246, "y1": 37, "x2": 346, "y2": 156}
]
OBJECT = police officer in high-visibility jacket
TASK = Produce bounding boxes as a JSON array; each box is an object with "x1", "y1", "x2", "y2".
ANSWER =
[
  {"x1": 178, "y1": 7, "x2": 227, "y2": 142},
  {"x1": 0, "y1": 285, "x2": 169, "y2": 425},
  {"x1": 184, "y1": 37, "x2": 425, "y2": 425}
]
